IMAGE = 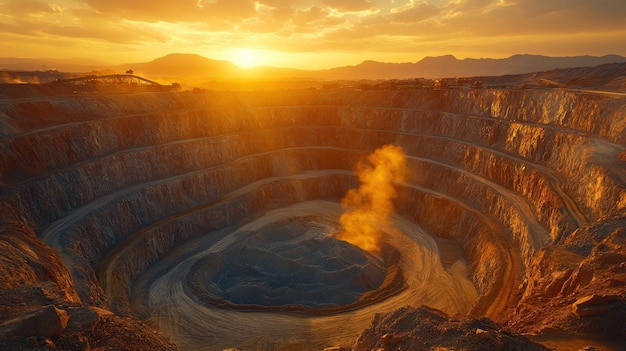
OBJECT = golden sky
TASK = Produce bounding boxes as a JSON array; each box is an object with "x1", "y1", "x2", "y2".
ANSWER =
[{"x1": 1, "y1": 0, "x2": 625, "y2": 69}]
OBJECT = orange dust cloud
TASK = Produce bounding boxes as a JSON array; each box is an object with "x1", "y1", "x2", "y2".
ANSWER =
[{"x1": 335, "y1": 144, "x2": 407, "y2": 253}]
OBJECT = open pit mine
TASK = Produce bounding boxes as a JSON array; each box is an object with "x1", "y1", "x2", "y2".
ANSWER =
[{"x1": 0, "y1": 80, "x2": 625, "y2": 351}]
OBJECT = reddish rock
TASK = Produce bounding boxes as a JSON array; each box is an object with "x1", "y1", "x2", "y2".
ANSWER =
[
  {"x1": 67, "y1": 306, "x2": 114, "y2": 332},
  {"x1": 353, "y1": 306, "x2": 548, "y2": 351},
  {"x1": 572, "y1": 294, "x2": 619, "y2": 317},
  {"x1": 0, "y1": 305, "x2": 69, "y2": 341},
  {"x1": 475, "y1": 328, "x2": 490, "y2": 340},
  {"x1": 574, "y1": 294, "x2": 619, "y2": 306},
  {"x1": 381, "y1": 333, "x2": 401, "y2": 346}
]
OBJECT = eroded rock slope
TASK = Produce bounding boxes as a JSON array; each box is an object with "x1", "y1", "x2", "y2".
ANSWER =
[{"x1": 0, "y1": 84, "x2": 624, "y2": 350}]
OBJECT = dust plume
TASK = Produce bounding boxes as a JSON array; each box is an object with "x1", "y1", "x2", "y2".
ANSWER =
[{"x1": 335, "y1": 144, "x2": 407, "y2": 253}]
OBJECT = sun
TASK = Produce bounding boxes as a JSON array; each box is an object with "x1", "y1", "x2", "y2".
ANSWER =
[{"x1": 228, "y1": 48, "x2": 268, "y2": 68}]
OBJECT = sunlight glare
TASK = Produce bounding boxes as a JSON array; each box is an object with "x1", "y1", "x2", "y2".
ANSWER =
[{"x1": 228, "y1": 48, "x2": 268, "y2": 68}]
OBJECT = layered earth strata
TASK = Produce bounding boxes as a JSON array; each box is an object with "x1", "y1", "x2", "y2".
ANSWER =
[{"x1": 0, "y1": 84, "x2": 624, "y2": 350}]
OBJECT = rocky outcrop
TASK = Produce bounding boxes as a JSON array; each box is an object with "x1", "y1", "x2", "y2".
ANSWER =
[
  {"x1": 0, "y1": 202, "x2": 79, "y2": 302},
  {"x1": 507, "y1": 217, "x2": 626, "y2": 340},
  {"x1": 352, "y1": 306, "x2": 549, "y2": 351}
]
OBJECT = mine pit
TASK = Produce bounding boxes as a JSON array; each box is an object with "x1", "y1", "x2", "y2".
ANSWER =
[
  {"x1": 136, "y1": 201, "x2": 477, "y2": 350},
  {"x1": 187, "y1": 209, "x2": 390, "y2": 310},
  {"x1": 1, "y1": 84, "x2": 625, "y2": 351}
]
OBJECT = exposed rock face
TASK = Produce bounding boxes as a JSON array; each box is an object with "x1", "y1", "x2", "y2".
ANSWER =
[
  {"x1": 353, "y1": 306, "x2": 549, "y2": 351},
  {"x1": 0, "y1": 203, "x2": 79, "y2": 302},
  {"x1": 0, "y1": 83, "x2": 624, "y2": 350},
  {"x1": 508, "y1": 217, "x2": 626, "y2": 340}
]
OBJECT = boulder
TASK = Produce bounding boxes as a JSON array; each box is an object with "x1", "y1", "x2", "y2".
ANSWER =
[
  {"x1": 0, "y1": 305, "x2": 69, "y2": 341},
  {"x1": 572, "y1": 294, "x2": 619, "y2": 317},
  {"x1": 67, "y1": 306, "x2": 114, "y2": 332},
  {"x1": 380, "y1": 332, "x2": 402, "y2": 349},
  {"x1": 475, "y1": 328, "x2": 490, "y2": 340}
]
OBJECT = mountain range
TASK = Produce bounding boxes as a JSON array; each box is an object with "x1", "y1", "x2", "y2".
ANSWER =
[
  {"x1": 1, "y1": 53, "x2": 626, "y2": 81},
  {"x1": 321, "y1": 54, "x2": 626, "y2": 80}
]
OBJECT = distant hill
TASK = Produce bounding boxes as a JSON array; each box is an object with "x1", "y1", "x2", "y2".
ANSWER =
[
  {"x1": 319, "y1": 54, "x2": 626, "y2": 80},
  {"x1": 115, "y1": 53, "x2": 240, "y2": 79}
]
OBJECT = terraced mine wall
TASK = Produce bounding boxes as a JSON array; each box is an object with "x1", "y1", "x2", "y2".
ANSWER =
[{"x1": 1, "y1": 86, "x2": 625, "y2": 349}]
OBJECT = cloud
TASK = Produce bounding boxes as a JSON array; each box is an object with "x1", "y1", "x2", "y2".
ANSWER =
[
  {"x1": 320, "y1": 0, "x2": 376, "y2": 12},
  {"x1": 0, "y1": 4, "x2": 170, "y2": 44},
  {"x1": 4, "y1": 0, "x2": 622, "y2": 40},
  {"x1": 1, "y1": 0, "x2": 61, "y2": 16},
  {"x1": 290, "y1": 6, "x2": 346, "y2": 33},
  {"x1": 253, "y1": 0, "x2": 626, "y2": 56},
  {"x1": 235, "y1": 1, "x2": 298, "y2": 34},
  {"x1": 441, "y1": 0, "x2": 626, "y2": 35},
  {"x1": 80, "y1": 0, "x2": 258, "y2": 22},
  {"x1": 0, "y1": 0, "x2": 625, "y2": 67},
  {"x1": 293, "y1": 5, "x2": 332, "y2": 25},
  {"x1": 388, "y1": 1, "x2": 442, "y2": 23}
]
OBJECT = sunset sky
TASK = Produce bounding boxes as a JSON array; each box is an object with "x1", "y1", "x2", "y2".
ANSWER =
[{"x1": 1, "y1": 0, "x2": 625, "y2": 69}]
